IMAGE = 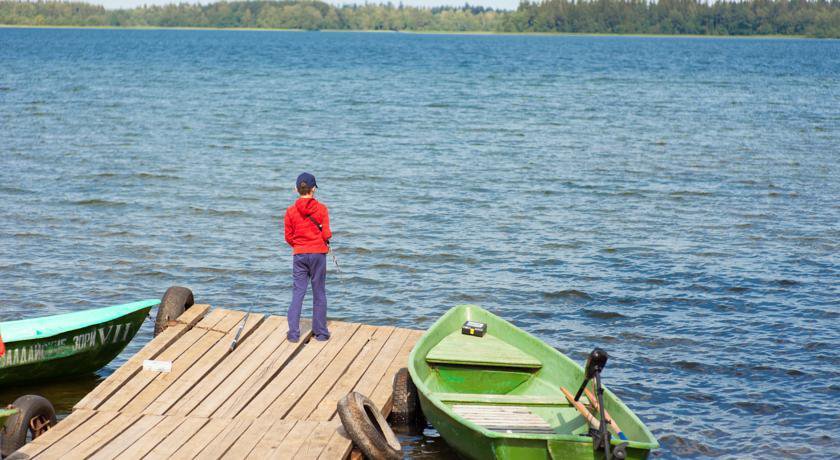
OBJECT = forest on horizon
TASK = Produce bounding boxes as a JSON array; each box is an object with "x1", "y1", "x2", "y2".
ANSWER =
[{"x1": 1, "y1": 0, "x2": 838, "y2": 37}]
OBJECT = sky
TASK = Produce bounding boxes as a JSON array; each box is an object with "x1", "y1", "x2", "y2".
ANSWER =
[{"x1": 92, "y1": 0, "x2": 519, "y2": 11}]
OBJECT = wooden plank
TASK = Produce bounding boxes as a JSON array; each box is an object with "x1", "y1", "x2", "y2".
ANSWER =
[
  {"x1": 151, "y1": 303, "x2": 214, "y2": 338},
  {"x1": 198, "y1": 308, "x2": 248, "y2": 332},
  {"x1": 316, "y1": 426, "x2": 354, "y2": 460},
  {"x1": 121, "y1": 311, "x2": 257, "y2": 415},
  {"x1": 283, "y1": 325, "x2": 381, "y2": 419},
  {"x1": 480, "y1": 427, "x2": 556, "y2": 434},
  {"x1": 348, "y1": 329, "x2": 410, "y2": 398},
  {"x1": 312, "y1": 327, "x2": 408, "y2": 421},
  {"x1": 73, "y1": 305, "x2": 213, "y2": 411},
  {"x1": 289, "y1": 326, "x2": 393, "y2": 421},
  {"x1": 144, "y1": 312, "x2": 263, "y2": 416},
  {"x1": 25, "y1": 317, "x2": 417, "y2": 460},
  {"x1": 87, "y1": 414, "x2": 165, "y2": 460},
  {"x1": 311, "y1": 327, "x2": 409, "y2": 459},
  {"x1": 214, "y1": 323, "x2": 314, "y2": 418},
  {"x1": 224, "y1": 413, "x2": 279, "y2": 458},
  {"x1": 12, "y1": 410, "x2": 96, "y2": 458},
  {"x1": 194, "y1": 418, "x2": 254, "y2": 460},
  {"x1": 258, "y1": 323, "x2": 364, "y2": 420},
  {"x1": 453, "y1": 405, "x2": 542, "y2": 414},
  {"x1": 64, "y1": 413, "x2": 142, "y2": 459},
  {"x1": 169, "y1": 418, "x2": 230, "y2": 458},
  {"x1": 144, "y1": 416, "x2": 209, "y2": 460},
  {"x1": 192, "y1": 307, "x2": 235, "y2": 330},
  {"x1": 176, "y1": 303, "x2": 213, "y2": 325},
  {"x1": 35, "y1": 411, "x2": 120, "y2": 459},
  {"x1": 236, "y1": 322, "x2": 358, "y2": 420},
  {"x1": 452, "y1": 405, "x2": 555, "y2": 433},
  {"x1": 268, "y1": 420, "x2": 319, "y2": 460},
  {"x1": 292, "y1": 420, "x2": 341, "y2": 459},
  {"x1": 175, "y1": 316, "x2": 286, "y2": 417},
  {"x1": 435, "y1": 392, "x2": 575, "y2": 406},
  {"x1": 455, "y1": 413, "x2": 551, "y2": 421},
  {"x1": 115, "y1": 415, "x2": 187, "y2": 460},
  {"x1": 368, "y1": 329, "x2": 423, "y2": 415},
  {"x1": 245, "y1": 420, "x2": 297, "y2": 460},
  {"x1": 458, "y1": 418, "x2": 553, "y2": 426},
  {"x1": 97, "y1": 324, "x2": 217, "y2": 412}
]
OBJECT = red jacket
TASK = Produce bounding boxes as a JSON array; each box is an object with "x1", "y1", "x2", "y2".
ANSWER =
[{"x1": 284, "y1": 198, "x2": 331, "y2": 255}]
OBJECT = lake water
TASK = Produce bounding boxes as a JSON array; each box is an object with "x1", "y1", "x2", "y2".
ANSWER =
[{"x1": 1, "y1": 28, "x2": 838, "y2": 458}]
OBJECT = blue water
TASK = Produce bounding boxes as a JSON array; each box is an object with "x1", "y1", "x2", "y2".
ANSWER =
[{"x1": 1, "y1": 28, "x2": 838, "y2": 458}]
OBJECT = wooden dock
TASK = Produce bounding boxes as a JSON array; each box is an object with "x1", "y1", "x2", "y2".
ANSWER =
[{"x1": 15, "y1": 305, "x2": 422, "y2": 459}]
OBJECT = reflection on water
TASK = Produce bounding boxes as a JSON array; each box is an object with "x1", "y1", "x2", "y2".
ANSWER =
[
  {"x1": 0, "y1": 374, "x2": 101, "y2": 418},
  {"x1": 394, "y1": 420, "x2": 459, "y2": 459}
]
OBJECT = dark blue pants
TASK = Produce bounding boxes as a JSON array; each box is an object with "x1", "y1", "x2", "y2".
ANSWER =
[{"x1": 287, "y1": 253, "x2": 330, "y2": 341}]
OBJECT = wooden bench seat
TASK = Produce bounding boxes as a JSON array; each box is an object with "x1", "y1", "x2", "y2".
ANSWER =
[
  {"x1": 434, "y1": 392, "x2": 582, "y2": 406},
  {"x1": 451, "y1": 404, "x2": 556, "y2": 434}
]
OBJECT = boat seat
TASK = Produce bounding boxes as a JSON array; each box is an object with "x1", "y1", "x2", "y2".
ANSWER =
[
  {"x1": 452, "y1": 404, "x2": 556, "y2": 434},
  {"x1": 426, "y1": 332, "x2": 542, "y2": 369},
  {"x1": 435, "y1": 393, "x2": 583, "y2": 406}
]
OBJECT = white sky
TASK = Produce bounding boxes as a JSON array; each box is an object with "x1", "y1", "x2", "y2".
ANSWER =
[{"x1": 93, "y1": 0, "x2": 519, "y2": 11}]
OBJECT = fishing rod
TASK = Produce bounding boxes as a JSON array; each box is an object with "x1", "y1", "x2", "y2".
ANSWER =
[
  {"x1": 229, "y1": 303, "x2": 253, "y2": 352},
  {"x1": 327, "y1": 242, "x2": 342, "y2": 274},
  {"x1": 305, "y1": 213, "x2": 341, "y2": 275}
]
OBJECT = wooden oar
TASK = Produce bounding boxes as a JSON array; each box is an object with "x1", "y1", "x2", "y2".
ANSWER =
[
  {"x1": 560, "y1": 386, "x2": 601, "y2": 431},
  {"x1": 585, "y1": 387, "x2": 628, "y2": 441}
]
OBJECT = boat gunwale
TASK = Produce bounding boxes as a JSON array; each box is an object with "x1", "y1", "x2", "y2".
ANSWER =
[
  {"x1": 408, "y1": 304, "x2": 659, "y2": 450},
  {"x1": 0, "y1": 299, "x2": 159, "y2": 343}
]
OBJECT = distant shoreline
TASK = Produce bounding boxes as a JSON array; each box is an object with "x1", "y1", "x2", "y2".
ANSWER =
[{"x1": 0, "y1": 24, "x2": 816, "y2": 40}]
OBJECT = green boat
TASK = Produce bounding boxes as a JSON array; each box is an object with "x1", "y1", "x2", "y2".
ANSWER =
[
  {"x1": 408, "y1": 305, "x2": 659, "y2": 460},
  {"x1": 0, "y1": 408, "x2": 17, "y2": 426},
  {"x1": 0, "y1": 300, "x2": 158, "y2": 386}
]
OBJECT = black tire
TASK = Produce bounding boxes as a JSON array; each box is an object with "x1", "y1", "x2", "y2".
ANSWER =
[
  {"x1": 1, "y1": 395, "x2": 56, "y2": 457},
  {"x1": 154, "y1": 286, "x2": 194, "y2": 336},
  {"x1": 337, "y1": 392, "x2": 401, "y2": 460},
  {"x1": 390, "y1": 368, "x2": 418, "y2": 425}
]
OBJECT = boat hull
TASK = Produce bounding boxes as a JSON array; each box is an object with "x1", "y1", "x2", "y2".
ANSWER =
[
  {"x1": 419, "y1": 390, "x2": 652, "y2": 460},
  {"x1": 0, "y1": 408, "x2": 17, "y2": 425},
  {"x1": 0, "y1": 306, "x2": 152, "y2": 386},
  {"x1": 410, "y1": 305, "x2": 658, "y2": 460}
]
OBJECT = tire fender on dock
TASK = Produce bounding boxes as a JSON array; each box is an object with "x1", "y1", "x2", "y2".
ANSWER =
[
  {"x1": 1, "y1": 395, "x2": 56, "y2": 458},
  {"x1": 337, "y1": 392, "x2": 402, "y2": 460},
  {"x1": 154, "y1": 286, "x2": 194, "y2": 336},
  {"x1": 390, "y1": 368, "x2": 419, "y2": 424}
]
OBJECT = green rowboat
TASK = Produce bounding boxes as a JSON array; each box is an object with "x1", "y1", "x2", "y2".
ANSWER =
[
  {"x1": 408, "y1": 305, "x2": 659, "y2": 460},
  {"x1": 0, "y1": 408, "x2": 17, "y2": 425},
  {"x1": 0, "y1": 300, "x2": 158, "y2": 386}
]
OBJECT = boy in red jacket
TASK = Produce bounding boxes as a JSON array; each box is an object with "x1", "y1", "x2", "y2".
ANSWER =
[{"x1": 284, "y1": 172, "x2": 332, "y2": 342}]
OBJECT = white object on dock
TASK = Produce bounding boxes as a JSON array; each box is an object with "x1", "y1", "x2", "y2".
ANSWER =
[{"x1": 143, "y1": 360, "x2": 172, "y2": 373}]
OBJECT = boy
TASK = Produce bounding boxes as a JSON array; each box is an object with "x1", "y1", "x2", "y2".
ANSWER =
[{"x1": 284, "y1": 172, "x2": 332, "y2": 342}]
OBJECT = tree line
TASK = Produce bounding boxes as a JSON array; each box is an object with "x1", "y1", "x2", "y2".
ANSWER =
[{"x1": 1, "y1": 0, "x2": 838, "y2": 37}]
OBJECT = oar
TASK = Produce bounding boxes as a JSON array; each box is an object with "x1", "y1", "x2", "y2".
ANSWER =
[
  {"x1": 560, "y1": 386, "x2": 601, "y2": 431},
  {"x1": 584, "y1": 387, "x2": 628, "y2": 441},
  {"x1": 229, "y1": 304, "x2": 253, "y2": 352}
]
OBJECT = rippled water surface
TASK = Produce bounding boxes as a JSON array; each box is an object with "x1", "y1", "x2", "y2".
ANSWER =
[{"x1": 1, "y1": 29, "x2": 839, "y2": 458}]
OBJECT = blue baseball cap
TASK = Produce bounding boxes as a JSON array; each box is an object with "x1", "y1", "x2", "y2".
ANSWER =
[{"x1": 296, "y1": 172, "x2": 317, "y2": 189}]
